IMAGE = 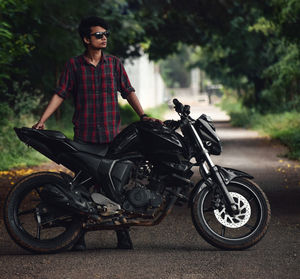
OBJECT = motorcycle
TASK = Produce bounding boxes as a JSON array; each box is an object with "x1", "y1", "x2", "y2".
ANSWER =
[{"x1": 4, "y1": 99, "x2": 271, "y2": 253}]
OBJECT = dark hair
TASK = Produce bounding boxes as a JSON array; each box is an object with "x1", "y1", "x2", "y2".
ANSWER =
[{"x1": 78, "y1": 16, "x2": 109, "y2": 48}]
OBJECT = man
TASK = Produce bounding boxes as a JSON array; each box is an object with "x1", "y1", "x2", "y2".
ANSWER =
[{"x1": 33, "y1": 16, "x2": 159, "y2": 250}]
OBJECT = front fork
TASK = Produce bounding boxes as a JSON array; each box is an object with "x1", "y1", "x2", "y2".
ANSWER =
[
  {"x1": 210, "y1": 166, "x2": 239, "y2": 214},
  {"x1": 190, "y1": 124, "x2": 239, "y2": 215}
]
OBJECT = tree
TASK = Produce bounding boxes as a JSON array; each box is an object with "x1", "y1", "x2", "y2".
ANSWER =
[
  {"x1": 131, "y1": 0, "x2": 300, "y2": 111},
  {"x1": 0, "y1": 0, "x2": 146, "y2": 115},
  {"x1": 159, "y1": 46, "x2": 192, "y2": 88},
  {"x1": 1, "y1": 0, "x2": 300, "y2": 114},
  {"x1": 268, "y1": 0, "x2": 300, "y2": 46},
  {"x1": 0, "y1": 0, "x2": 35, "y2": 102}
]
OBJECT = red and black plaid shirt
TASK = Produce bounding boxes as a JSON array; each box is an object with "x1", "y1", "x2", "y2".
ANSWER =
[{"x1": 55, "y1": 53, "x2": 135, "y2": 143}]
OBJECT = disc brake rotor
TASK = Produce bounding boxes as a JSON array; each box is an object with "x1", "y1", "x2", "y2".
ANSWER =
[{"x1": 214, "y1": 192, "x2": 251, "y2": 228}]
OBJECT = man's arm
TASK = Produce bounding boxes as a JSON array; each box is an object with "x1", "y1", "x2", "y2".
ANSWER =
[
  {"x1": 126, "y1": 91, "x2": 145, "y2": 117},
  {"x1": 126, "y1": 92, "x2": 162, "y2": 123},
  {"x1": 32, "y1": 94, "x2": 64, "y2": 129}
]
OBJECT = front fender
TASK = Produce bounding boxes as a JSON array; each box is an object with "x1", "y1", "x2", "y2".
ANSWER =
[
  {"x1": 217, "y1": 166, "x2": 253, "y2": 184},
  {"x1": 189, "y1": 166, "x2": 253, "y2": 207}
]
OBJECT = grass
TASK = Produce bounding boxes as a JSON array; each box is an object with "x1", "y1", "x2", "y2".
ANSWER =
[
  {"x1": 146, "y1": 103, "x2": 169, "y2": 119},
  {"x1": 253, "y1": 113, "x2": 300, "y2": 159},
  {"x1": 119, "y1": 103, "x2": 169, "y2": 124},
  {"x1": 0, "y1": 113, "x2": 48, "y2": 171},
  {"x1": 220, "y1": 96, "x2": 300, "y2": 160},
  {"x1": 0, "y1": 102, "x2": 168, "y2": 171}
]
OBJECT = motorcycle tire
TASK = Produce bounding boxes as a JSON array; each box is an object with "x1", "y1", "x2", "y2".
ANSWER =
[
  {"x1": 191, "y1": 177, "x2": 271, "y2": 250},
  {"x1": 4, "y1": 172, "x2": 83, "y2": 254}
]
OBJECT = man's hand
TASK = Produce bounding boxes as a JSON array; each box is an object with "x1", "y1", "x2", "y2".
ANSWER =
[
  {"x1": 32, "y1": 121, "x2": 45, "y2": 129},
  {"x1": 31, "y1": 94, "x2": 64, "y2": 130},
  {"x1": 142, "y1": 116, "x2": 164, "y2": 125}
]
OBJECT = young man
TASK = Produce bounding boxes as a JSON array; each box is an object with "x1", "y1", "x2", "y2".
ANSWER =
[{"x1": 33, "y1": 16, "x2": 159, "y2": 250}]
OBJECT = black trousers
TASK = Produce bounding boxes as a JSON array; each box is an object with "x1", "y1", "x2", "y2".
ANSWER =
[
  {"x1": 73, "y1": 137, "x2": 131, "y2": 244},
  {"x1": 73, "y1": 136, "x2": 109, "y2": 148},
  {"x1": 73, "y1": 136, "x2": 110, "y2": 195}
]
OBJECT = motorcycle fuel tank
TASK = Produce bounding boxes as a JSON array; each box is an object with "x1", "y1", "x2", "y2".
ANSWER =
[{"x1": 108, "y1": 121, "x2": 189, "y2": 162}]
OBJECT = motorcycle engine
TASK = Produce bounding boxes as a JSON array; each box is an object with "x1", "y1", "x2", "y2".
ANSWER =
[
  {"x1": 122, "y1": 184, "x2": 163, "y2": 214},
  {"x1": 122, "y1": 160, "x2": 164, "y2": 214}
]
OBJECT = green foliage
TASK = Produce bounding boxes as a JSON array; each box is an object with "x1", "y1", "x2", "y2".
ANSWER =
[
  {"x1": 0, "y1": 0, "x2": 149, "y2": 115},
  {"x1": 0, "y1": 0, "x2": 34, "y2": 93},
  {"x1": 220, "y1": 96, "x2": 300, "y2": 160},
  {"x1": 2, "y1": 0, "x2": 300, "y2": 116},
  {"x1": 219, "y1": 94, "x2": 255, "y2": 127},
  {"x1": 270, "y1": 0, "x2": 300, "y2": 45},
  {"x1": 0, "y1": 102, "x2": 46, "y2": 170},
  {"x1": 46, "y1": 100, "x2": 74, "y2": 139},
  {"x1": 0, "y1": 98, "x2": 75, "y2": 170},
  {"x1": 1, "y1": 0, "x2": 300, "y2": 168},
  {"x1": 119, "y1": 103, "x2": 168, "y2": 125},
  {"x1": 261, "y1": 42, "x2": 300, "y2": 111},
  {"x1": 119, "y1": 103, "x2": 140, "y2": 125},
  {"x1": 253, "y1": 112, "x2": 300, "y2": 160},
  {"x1": 145, "y1": 103, "x2": 168, "y2": 119},
  {"x1": 0, "y1": 101, "x2": 168, "y2": 170},
  {"x1": 159, "y1": 47, "x2": 191, "y2": 88},
  {"x1": 134, "y1": 0, "x2": 300, "y2": 113}
]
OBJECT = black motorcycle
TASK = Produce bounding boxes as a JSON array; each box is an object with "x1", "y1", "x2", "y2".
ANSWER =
[{"x1": 4, "y1": 99, "x2": 271, "y2": 253}]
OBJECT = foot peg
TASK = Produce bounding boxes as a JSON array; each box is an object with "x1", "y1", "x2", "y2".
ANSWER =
[{"x1": 91, "y1": 193, "x2": 121, "y2": 216}]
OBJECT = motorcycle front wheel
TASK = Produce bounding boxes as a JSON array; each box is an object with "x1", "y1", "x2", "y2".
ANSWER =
[
  {"x1": 191, "y1": 178, "x2": 271, "y2": 250},
  {"x1": 4, "y1": 172, "x2": 83, "y2": 254}
]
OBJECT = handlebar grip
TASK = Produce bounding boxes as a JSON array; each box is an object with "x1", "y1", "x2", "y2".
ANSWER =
[
  {"x1": 173, "y1": 98, "x2": 180, "y2": 106},
  {"x1": 173, "y1": 98, "x2": 183, "y2": 113}
]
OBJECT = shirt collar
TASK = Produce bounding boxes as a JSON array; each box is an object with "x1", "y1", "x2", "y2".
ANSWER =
[{"x1": 80, "y1": 51, "x2": 107, "y2": 66}]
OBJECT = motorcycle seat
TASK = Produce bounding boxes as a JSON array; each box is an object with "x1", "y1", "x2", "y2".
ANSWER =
[
  {"x1": 16, "y1": 127, "x2": 67, "y2": 140},
  {"x1": 66, "y1": 140, "x2": 109, "y2": 157},
  {"x1": 39, "y1": 130, "x2": 67, "y2": 139}
]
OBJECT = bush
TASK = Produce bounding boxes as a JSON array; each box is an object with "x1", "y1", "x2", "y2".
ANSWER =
[
  {"x1": 119, "y1": 103, "x2": 168, "y2": 125},
  {"x1": 46, "y1": 100, "x2": 74, "y2": 139},
  {"x1": 119, "y1": 103, "x2": 139, "y2": 125},
  {"x1": 0, "y1": 101, "x2": 169, "y2": 170},
  {"x1": 220, "y1": 96, "x2": 300, "y2": 160},
  {"x1": 146, "y1": 103, "x2": 169, "y2": 119},
  {"x1": 219, "y1": 95, "x2": 256, "y2": 127},
  {"x1": 253, "y1": 112, "x2": 300, "y2": 160},
  {"x1": 0, "y1": 102, "x2": 46, "y2": 170}
]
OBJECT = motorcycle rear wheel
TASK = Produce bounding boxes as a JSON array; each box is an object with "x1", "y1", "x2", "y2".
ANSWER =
[
  {"x1": 4, "y1": 172, "x2": 83, "y2": 254},
  {"x1": 191, "y1": 178, "x2": 271, "y2": 250}
]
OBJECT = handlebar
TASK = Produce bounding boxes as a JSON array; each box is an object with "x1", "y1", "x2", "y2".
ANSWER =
[
  {"x1": 173, "y1": 98, "x2": 191, "y2": 117},
  {"x1": 173, "y1": 98, "x2": 183, "y2": 114}
]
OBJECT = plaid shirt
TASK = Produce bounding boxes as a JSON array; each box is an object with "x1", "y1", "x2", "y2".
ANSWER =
[{"x1": 55, "y1": 53, "x2": 135, "y2": 143}]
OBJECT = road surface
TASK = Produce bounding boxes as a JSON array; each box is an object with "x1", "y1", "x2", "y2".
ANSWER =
[{"x1": 0, "y1": 97, "x2": 299, "y2": 279}]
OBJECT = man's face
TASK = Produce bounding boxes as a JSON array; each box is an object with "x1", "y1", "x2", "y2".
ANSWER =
[{"x1": 84, "y1": 26, "x2": 108, "y2": 50}]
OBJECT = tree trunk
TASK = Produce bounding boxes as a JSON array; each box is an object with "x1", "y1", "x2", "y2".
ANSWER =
[{"x1": 253, "y1": 77, "x2": 264, "y2": 105}]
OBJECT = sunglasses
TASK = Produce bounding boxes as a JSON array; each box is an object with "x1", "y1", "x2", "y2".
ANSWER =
[{"x1": 90, "y1": 31, "x2": 110, "y2": 39}]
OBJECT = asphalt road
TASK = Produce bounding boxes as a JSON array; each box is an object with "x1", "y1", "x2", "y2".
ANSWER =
[{"x1": 0, "y1": 98, "x2": 300, "y2": 279}]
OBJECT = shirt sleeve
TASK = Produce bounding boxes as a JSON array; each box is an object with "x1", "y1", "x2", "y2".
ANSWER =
[
  {"x1": 116, "y1": 59, "x2": 135, "y2": 99},
  {"x1": 54, "y1": 59, "x2": 75, "y2": 99}
]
